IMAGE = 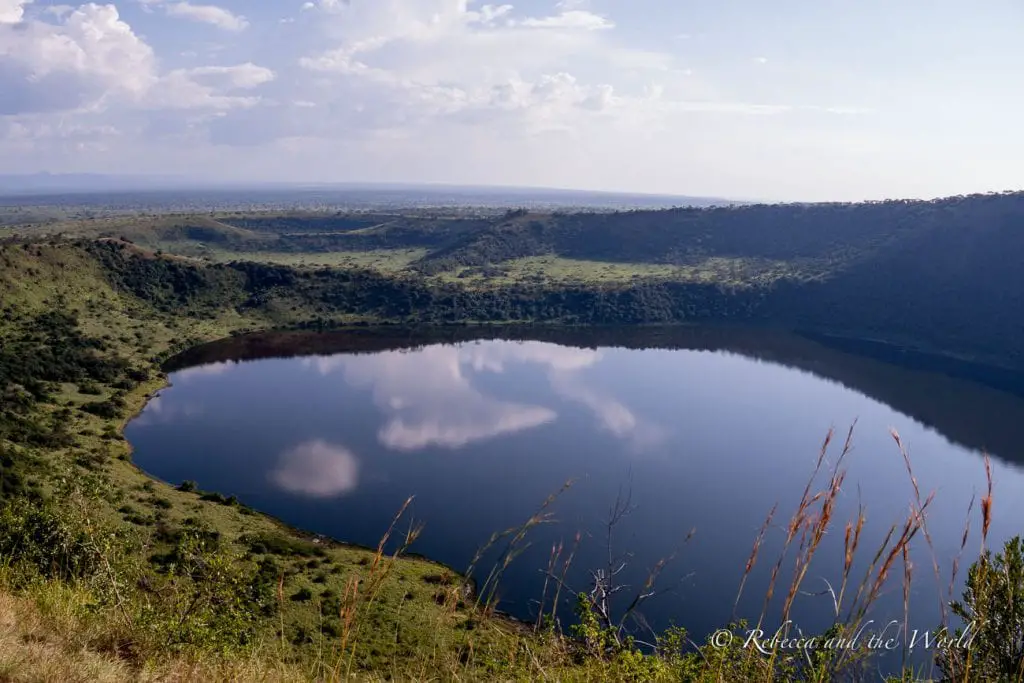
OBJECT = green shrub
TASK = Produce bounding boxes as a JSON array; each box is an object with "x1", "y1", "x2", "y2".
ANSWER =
[
  {"x1": 243, "y1": 531, "x2": 325, "y2": 558},
  {"x1": 941, "y1": 536, "x2": 1024, "y2": 680},
  {"x1": 0, "y1": 500, "x2": 101, "y2": 582},
  {"x1": 81, "y1": 398, "x2": 124, "y2": 419},
  {"x1": 78, "y1": 381, "x2": 102, "y2": 395}
]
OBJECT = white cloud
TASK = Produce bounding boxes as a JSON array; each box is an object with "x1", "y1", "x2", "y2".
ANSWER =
[
  {"x1": 0, "y1": 0, "x2": 888, "y2": 199},
  {"x1": 0, "y1": 3, "x2": 157, "y2": 113},
  {"x1": 147, "y1": 69, "x2": 264, "y2": 110},
  {"x1": 516, "y1": 10, "x2": 613, "y2": 30},
  {"x1": 185, "y1": 63, "x2": 275, "y2": 89},
  {"x1": 0, "y1": 0, "x2": 30, "y2": 24},
  {"x1": 0, "y1": 4, "x2": 267, "y2": 115},
  {"x1": 295, "y1": 0, "x2": 641, "y2": 138},
  {"x1": 302, "y1": 0, "x2": 340, "y2": 10},
  {"x1": 270, "y1": 440, "x2": 360, "y2": 498},
  {"x1": 163, "y1": 2, "x2": 248, "y2": 31}
]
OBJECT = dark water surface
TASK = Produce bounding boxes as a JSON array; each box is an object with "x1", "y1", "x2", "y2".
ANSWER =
[{"x1": 126, "y1": 326, "x2": 1024, "y2": 674}]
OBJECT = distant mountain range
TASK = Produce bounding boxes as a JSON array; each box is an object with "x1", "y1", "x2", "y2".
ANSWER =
[{"x1": 0, "y1": 174, "x2": 741, "y2": 209}]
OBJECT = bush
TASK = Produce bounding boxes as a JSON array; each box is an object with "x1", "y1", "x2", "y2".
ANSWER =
[
  {"x1": 243, "y1": 532, "x2": 326, "y2": 558},
  {"x1": 78, "y1": 381, "x2": 102, "y2": 395},
  {"x1": 941, "y1": 536, "x2": 1024, "y2": 680},
  {"x1": 81, "y1": 398, "x2": 124, "y2": 419},
  {"x1": 198, "y1": 490, "x2": 234, "y2": 505},
  {"x1": 0, "y1": 500, "x2": 101, "y2": 581}
]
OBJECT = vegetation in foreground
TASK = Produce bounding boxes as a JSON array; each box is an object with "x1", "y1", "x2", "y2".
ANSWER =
[{"x1": 0, "y1": 232, "x2": 1022, "y2": 681}]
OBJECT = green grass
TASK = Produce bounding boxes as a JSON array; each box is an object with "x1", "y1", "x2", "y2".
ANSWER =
[
  {"x1": 430, "y1": 254, "x2": 807, "y2": 287},
  {"x1": 202, "y1": 248, "x2": 428, "y2": 272}
]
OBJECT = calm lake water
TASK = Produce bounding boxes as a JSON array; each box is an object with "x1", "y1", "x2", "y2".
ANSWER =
[{"x1": 126, "y1": 326, "x2": 1024, "y2": 673}]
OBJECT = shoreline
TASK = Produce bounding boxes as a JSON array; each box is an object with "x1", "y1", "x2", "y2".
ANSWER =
[{"x1": 119, "y1": 335, "x2": 487, "y2": 602}]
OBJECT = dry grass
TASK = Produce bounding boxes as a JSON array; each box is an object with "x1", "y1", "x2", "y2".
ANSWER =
[
  {"x1": 717, "y1": 422, "x2": 1002, "y2": 681},
  {"x1": 0, "y1": 589, "x2": 306, "y2": 683}
]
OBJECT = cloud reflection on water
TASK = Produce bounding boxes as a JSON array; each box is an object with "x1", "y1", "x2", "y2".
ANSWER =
[
  {"x1": 548, "y1": 370, "x2": 669, "y2": 451},
  {"x1": 269, "y1": 439, "x2": 360, "y2": 498},
  {"x1": 174, "y1": 361, "x2": 238, "y2": 382},
  {"x1": 303, "y1": 341, "x2": 667, "y2": 452},
  {"x1": 130, "y1": 395, "x2": 204, "y2": 426},
  {"x1": 305, "y1": 345, "x2": 558, "y2": 450}
]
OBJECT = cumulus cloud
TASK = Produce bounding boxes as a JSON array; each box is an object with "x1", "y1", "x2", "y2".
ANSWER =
[
  {"x1": 276, "y1": 0, "x2": 866, "y2": 157},
  {"x1": 0, "y1": 0, "x2": 879, "y2": 197},
  {"x1": 0, "y1": 0, "x2": 30, "y2": 23},
  {"x1": 270, "y1": 440, "x2": 360, "y2": 498},
  {"x1": 0, "y1": 4, "x2": 156, "y2": 113},
  {"x1": 291, "y1": 0, "x2": 658, "y2": 138},
  {"x1": 0, "y1": 3, "x2": 274, "y2": 117}
]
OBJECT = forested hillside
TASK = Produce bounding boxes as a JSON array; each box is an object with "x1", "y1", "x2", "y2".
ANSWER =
[{"x1": 6, "y1": 187, "x2": 1023, "y2": 371}]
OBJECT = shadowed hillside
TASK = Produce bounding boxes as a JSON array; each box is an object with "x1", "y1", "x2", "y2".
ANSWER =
[{"x1": 6, "y1": 187, "x2": 1024, "y2": 372}]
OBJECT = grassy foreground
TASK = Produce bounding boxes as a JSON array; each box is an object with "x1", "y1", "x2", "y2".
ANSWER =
[{"x1": 1, "y1": 237, "x2": 1022, "y2": 682}]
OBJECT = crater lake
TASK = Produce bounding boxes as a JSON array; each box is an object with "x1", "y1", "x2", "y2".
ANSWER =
[{"x1": 125, "y1": 326, "x2": 1024, "y2": 675}]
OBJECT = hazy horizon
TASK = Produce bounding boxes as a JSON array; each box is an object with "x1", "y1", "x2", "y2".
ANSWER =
[
  {"x1": 0, "y1": 173, "x2": 744, "y2": 201},
  {"x1": 2, "y1": 1, "x2": 1022, "y2": 202},
  {"x1": 1, "y1": 173, "x2": 1020, "y2": 206}
]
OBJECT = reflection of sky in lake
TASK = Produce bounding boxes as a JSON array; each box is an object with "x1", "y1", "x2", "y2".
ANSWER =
[
  {"x1": 297, "y1": 341, "x2": 667, "y2": 453},
  {"x1": 126, "y1": 337, "x2": 1024, "y2": 676},
  {"x1": 270, "y1": 440, "x2": 360, "y2": 498}
]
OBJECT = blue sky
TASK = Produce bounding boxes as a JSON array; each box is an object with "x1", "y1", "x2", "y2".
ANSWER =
[{"x1": 1, "y1": 0, "x2": 1021, "y2": 201}]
